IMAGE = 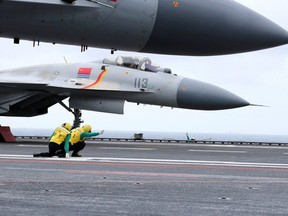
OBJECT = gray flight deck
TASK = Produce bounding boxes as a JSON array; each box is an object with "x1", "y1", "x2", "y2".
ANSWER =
[{"x1": 1, "y1": 139, "x2": 288, "y2": 216}]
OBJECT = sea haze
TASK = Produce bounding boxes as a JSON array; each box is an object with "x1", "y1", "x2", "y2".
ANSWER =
[{"x1": 11, "y1": 128, "x2": 288, "y2": 144}]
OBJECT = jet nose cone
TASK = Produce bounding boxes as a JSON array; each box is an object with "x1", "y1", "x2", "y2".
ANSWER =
[
  {"x1": 221, "y1": 1, "x2": 288, "y2": 54},
  {"x1": 177, "y1": 79, "x2": 249, "y2": 110},
  {"x1": 142, "y1": 0, "x2": 288, "y2": 55}
]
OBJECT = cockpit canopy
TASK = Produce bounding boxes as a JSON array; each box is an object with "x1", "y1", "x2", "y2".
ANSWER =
[{"x1": 103, "y1": 56, "x2": 171, "y2": 73}]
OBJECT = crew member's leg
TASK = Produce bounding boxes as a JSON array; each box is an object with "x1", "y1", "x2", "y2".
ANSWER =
[
  {"x1": 33, "y1": 142, "x2": 60, "y2": 157},
  {"x1": 71, "y1": 141, "x2": 86, "y2": 157},
  {"x1": 55, "y1": 142, "x2": 66, "y2": 158}
]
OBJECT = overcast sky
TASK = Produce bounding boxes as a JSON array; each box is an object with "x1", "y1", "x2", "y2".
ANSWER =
[{"x1": 0, "y1": 0, "x2": 288, "y2": 135}]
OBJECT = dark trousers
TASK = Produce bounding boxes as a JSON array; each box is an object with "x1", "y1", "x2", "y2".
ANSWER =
[
  {"x1": 36, "y1": 142, "x2": 65, "y2": 157},
  {"x1": 70, "y1": 141, "x2": 86, "y2": 155}
]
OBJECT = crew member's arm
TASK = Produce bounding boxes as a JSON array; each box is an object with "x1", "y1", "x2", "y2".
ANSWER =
[
  {"x1": 49, "y1": 132, "x2": 55, "y2": 141},
  {"x1": 80, "y1": 130, "x2": 104, "y2": 140},
  {"x1": 64, "y1": 134, "x2": 71, "y2": 154}
]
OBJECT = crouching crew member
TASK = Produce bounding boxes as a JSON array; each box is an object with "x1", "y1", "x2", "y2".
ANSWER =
[
  {"x1": 33, "y1": 122, "x2": 72, "y2": 158},
  {"x1": 68, "y1": 124, "x2": 104, "y2": 157}
]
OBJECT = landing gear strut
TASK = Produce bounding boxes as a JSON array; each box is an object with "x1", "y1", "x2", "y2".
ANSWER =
[
  {"x1": 72, "y1": 109, "x2": 83, "y2": 128},
  {"x1": 58, "y1": 100, "x2": 83, "y2": 129}
]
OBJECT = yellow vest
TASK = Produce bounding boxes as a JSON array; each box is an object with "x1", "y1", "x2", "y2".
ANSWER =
[
  {"x1": 50, "y1": 126, "x2": 70, "y2": 145},
  {"x1": 70, "y1": 128, "x2": 84, "y2": 145}
]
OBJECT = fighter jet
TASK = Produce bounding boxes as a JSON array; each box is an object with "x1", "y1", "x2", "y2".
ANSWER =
[
  {"x1": 0, "y1": 56, "x2": 249, "y2": 126},
  {"x1": 0, "y1": 0, "x2": 287, "y2": 55}
]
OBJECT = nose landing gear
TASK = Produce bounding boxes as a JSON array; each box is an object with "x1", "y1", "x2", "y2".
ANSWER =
[
  {"x1": 58, "y1": 100, "x2": 83, "y2": 129},
  {"x1": 72, "y1": 108, "x2": 83, "y2": 128}
]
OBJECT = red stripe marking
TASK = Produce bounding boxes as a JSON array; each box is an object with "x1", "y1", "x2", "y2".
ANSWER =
[
  {"x1": 83, "y1": 69, "x2": 107, "y2": 89},
  {"x1": 66, "y1": 170, "x2": 199, "y2": 178},
  {"x1": 1, "y1": 159, "x2": 288, "y2": 172}
]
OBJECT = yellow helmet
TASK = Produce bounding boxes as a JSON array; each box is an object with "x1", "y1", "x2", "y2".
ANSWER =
[
  {"x1": 62, "y1": 122, "x2": 72, "y2": 131},
  {"x1": 82, "y1": 124, "x2": 92, "y2": 133}
]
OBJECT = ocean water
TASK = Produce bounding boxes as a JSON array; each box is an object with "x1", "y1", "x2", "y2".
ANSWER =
[{"x1": 11, "y1": 128, "x2": 288, "y2": 143}]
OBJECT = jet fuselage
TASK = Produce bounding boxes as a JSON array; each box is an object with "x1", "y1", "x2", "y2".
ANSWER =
[
  {"x1": 0, "y1": 56, "x2": 249, "y2": 117},
  {"x1": 0, "y1": 0, "x2": 287, "y2": 55}
]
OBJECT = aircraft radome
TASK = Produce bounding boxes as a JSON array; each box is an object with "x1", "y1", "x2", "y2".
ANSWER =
[
  {"x1": 0, "y1": 0, "x2": 287, "y2": 55},
  {"x1": 0, "y1": 56, "x2": 249, "y2": 126}
]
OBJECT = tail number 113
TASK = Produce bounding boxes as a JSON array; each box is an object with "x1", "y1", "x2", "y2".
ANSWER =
[{"x1": 134, "y1": 78, "x2": 148, "y2": 88}]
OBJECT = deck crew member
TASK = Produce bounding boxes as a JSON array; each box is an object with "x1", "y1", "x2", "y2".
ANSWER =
[
  {"x1": 33, "y1": 122, "x2": 72, "y2": 158},
  {"x1": 67, "y1": 124, "x2": 104, "y2": 157}
]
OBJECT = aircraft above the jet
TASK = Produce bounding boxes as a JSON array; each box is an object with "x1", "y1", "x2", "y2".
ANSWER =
[
  {"x1": 0, "y1": 0, "x2": 287, "y2": 55},
  {"x1": 0, "y1": 56, "x2": 249, "y2": 126}
]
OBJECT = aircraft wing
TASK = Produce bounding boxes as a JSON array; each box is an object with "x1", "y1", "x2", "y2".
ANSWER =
[
  {"x1": 0, "y1": 86, "x2": 66, "y2": 117},
  {"x1": 0, "y1": 75, "x2": 152, "y2": 116}
]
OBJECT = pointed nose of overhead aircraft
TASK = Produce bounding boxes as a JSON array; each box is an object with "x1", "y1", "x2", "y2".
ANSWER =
[
  {"x1": 177, "y1": 79, "x2": 249, "y2": 110},
  {"x1": 142, "y1": 0, "x2": 288, "y2": 55}
]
